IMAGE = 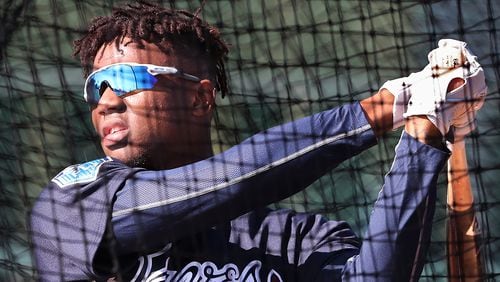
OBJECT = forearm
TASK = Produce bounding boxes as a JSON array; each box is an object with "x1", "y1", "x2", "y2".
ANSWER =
[
  {"x1": 343, "y1": 131, "x2": 449, "y2": 281},
  {"x1": 405, "y1": 116, "x2": 446, "y2": 150},
  {"x1": 111, "y1": 103, "x2": 377, "y2": 253},
  {"x1": 359, "y1": 89, "x2": 395, "y2": 137}
]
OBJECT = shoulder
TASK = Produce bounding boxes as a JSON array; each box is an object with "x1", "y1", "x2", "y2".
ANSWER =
[{"x1": 51, "y1": 157, "x2": 115, "y2": 189}]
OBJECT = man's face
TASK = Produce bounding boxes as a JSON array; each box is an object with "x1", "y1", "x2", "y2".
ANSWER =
[{"x1": 91, "y1": 39, "x2": 214, "y2": 169}]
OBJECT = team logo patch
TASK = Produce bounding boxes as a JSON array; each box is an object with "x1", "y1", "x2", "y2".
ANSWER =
[{"x1": 52, "y1": 157, "x2": 112, "y2": 188}]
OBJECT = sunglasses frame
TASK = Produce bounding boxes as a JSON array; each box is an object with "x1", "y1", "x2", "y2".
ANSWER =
[{"x1": 83, "y1": 62, "x2": 202, "y2": 104}]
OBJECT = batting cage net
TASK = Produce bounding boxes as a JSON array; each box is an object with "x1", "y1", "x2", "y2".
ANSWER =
[{"x1": 1, "y1": 0, "x2": 499, "y2": 280}]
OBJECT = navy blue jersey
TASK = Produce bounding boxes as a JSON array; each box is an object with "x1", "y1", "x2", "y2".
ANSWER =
[{"x1": 30, "y1": 102, "x2": 449, "y2": 281}]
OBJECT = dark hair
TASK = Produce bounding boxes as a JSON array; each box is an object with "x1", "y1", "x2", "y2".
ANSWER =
[{"x1": 73, "y1": 1, "x2": 229, "y2": 96}]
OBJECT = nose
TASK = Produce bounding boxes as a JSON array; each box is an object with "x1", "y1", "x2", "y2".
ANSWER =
[{"x1": 95, "y1": 86, "x2": 126, "y2": 115}]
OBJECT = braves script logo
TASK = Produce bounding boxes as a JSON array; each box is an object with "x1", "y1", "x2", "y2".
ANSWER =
[{"x1": 131, "y1": 249, "x2": 283, "y2": 282}]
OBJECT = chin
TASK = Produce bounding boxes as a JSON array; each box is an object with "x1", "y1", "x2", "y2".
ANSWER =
[
  {"x1": 127, "y1": 157, "x2": 149, "y2": 168},
  {"x1": 104, "y1": 146, "x2": 151, "y2": 168}
]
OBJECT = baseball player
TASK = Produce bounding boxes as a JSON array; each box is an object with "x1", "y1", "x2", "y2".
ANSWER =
[{"x1": 29, "y1": 2, "x2": 486, "y2": 281}]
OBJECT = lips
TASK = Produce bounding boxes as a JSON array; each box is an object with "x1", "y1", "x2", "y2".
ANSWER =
[{"x1": 101, "y1": 120, "x2": 129, "y2": 147}]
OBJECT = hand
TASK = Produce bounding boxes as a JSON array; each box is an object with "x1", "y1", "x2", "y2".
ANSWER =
[
  {"x1": 379, "y1": 64, "x2": 433, "y2": 129},
  {"x1": 403, "y1": 39, "x2": 487, "y2": 138}
]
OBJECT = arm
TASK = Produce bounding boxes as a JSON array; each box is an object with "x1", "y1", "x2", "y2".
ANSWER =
[
  {"x1": 359, "y1": 89, "x2": 395, "y2": 137},
  {"x1": 341, "y1": 42, "x2": 485, "y2": 280},
  {"x1": 342, "y1": 117, "x2": 449, "y2": 281},
  {"x1": 446, "y1": 141, "x2": 484, "y2": 281},
  {"x1": 110, "y1": 84, "x2": 400, "y2": 252},
  {"x1": 447, "y1": 141, "x2": 474, "y2": 212}
]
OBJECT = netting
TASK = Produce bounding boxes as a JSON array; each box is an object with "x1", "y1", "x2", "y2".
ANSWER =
[{"x1": 1, "y1": 0, "x2": 499, "y2": 280}]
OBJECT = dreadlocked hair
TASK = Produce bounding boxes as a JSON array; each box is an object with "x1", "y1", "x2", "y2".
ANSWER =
[{"x1": 73, "y1": 0, "x2": 229, "y2": 97}]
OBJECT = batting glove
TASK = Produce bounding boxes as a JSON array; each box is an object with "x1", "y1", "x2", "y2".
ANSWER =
[
  {"x1": 380, "y1": 64, "x2": 433, "y2": 129},
  {"x1": 403, "y1": 39, "x2": 487, "y2": 137}
]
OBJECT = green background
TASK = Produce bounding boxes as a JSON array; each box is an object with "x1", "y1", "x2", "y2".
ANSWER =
[{"x1": 1, "y1": 0, "x2": 499, "y2": 280}]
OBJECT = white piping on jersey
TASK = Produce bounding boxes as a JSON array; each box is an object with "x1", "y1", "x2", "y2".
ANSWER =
[
  {"x1": 131, "y1": 256, "x2": 145, "y2": 282},
  {"x1": 112, "y1": 124, "x2": 372, "y2": 218}
]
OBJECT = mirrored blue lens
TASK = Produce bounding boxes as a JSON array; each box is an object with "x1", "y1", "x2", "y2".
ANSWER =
[{"x1": 85, "y1": 64, "x2": 158, "y2": 104}]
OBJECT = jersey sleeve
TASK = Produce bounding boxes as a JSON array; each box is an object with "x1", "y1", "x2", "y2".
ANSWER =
[
  {"x1": 110, "y1": 102, "x2": 376, "y2": 253},
  {"x1": 341, "y1": 131, "x2": 450, "y2": 281}
]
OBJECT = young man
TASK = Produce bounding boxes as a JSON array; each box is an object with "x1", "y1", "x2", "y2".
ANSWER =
[{"x1": 29, "y1": 2, "x2": 487, "y2": 281}]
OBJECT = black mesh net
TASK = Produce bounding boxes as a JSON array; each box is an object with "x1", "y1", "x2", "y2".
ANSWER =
[{"x1": 1, "y1": 0, "x2": 499, "y2": 280}]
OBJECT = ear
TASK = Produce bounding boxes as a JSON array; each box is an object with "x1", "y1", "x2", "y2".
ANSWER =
[{"x1": 192, "y1": 79, "x2": 216, "y2": 117}]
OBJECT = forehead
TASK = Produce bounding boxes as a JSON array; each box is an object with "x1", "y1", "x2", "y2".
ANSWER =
[
  {"x1": 92, "y1": 37, "x2": 211, "y2": 80},
  {"x1": 93, "y1": 38, "x2": 174, "y2": 70}
]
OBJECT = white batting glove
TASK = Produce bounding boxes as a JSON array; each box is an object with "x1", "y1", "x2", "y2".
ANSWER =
[
  {"x1": 380, "y1": 64, "x2": 433, "y2": 129},
  {"x1": 403, "y1": 39, "x2": 487, "y2": 137}
]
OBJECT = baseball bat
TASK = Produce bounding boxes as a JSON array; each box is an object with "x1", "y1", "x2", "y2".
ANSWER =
[{"x1": 446, "y1": 140, "x2": 484, "y2": 281}]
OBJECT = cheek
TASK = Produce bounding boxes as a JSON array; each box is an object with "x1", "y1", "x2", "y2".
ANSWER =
[
  {"x1": 126, "y1": 93, "x2": 173, "y2": 117},
  {"x1": 90, "y1": 108, "x2": 100, "y2": 132},
  {"x1": 146, "y1": 93, "x2": 192, "y2": 122},
  {"x1": 125, "y1": 93, "x2": 190, "y2": 139}
]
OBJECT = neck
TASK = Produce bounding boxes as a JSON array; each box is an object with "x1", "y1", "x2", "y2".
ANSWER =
[{"x1": 139, "y1": 142, "x2": 214, "y2": 170}]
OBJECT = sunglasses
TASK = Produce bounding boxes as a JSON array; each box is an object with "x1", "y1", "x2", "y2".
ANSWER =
[{"x1": 83, "y1": 63, "x2": 202, "y2": 104}]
